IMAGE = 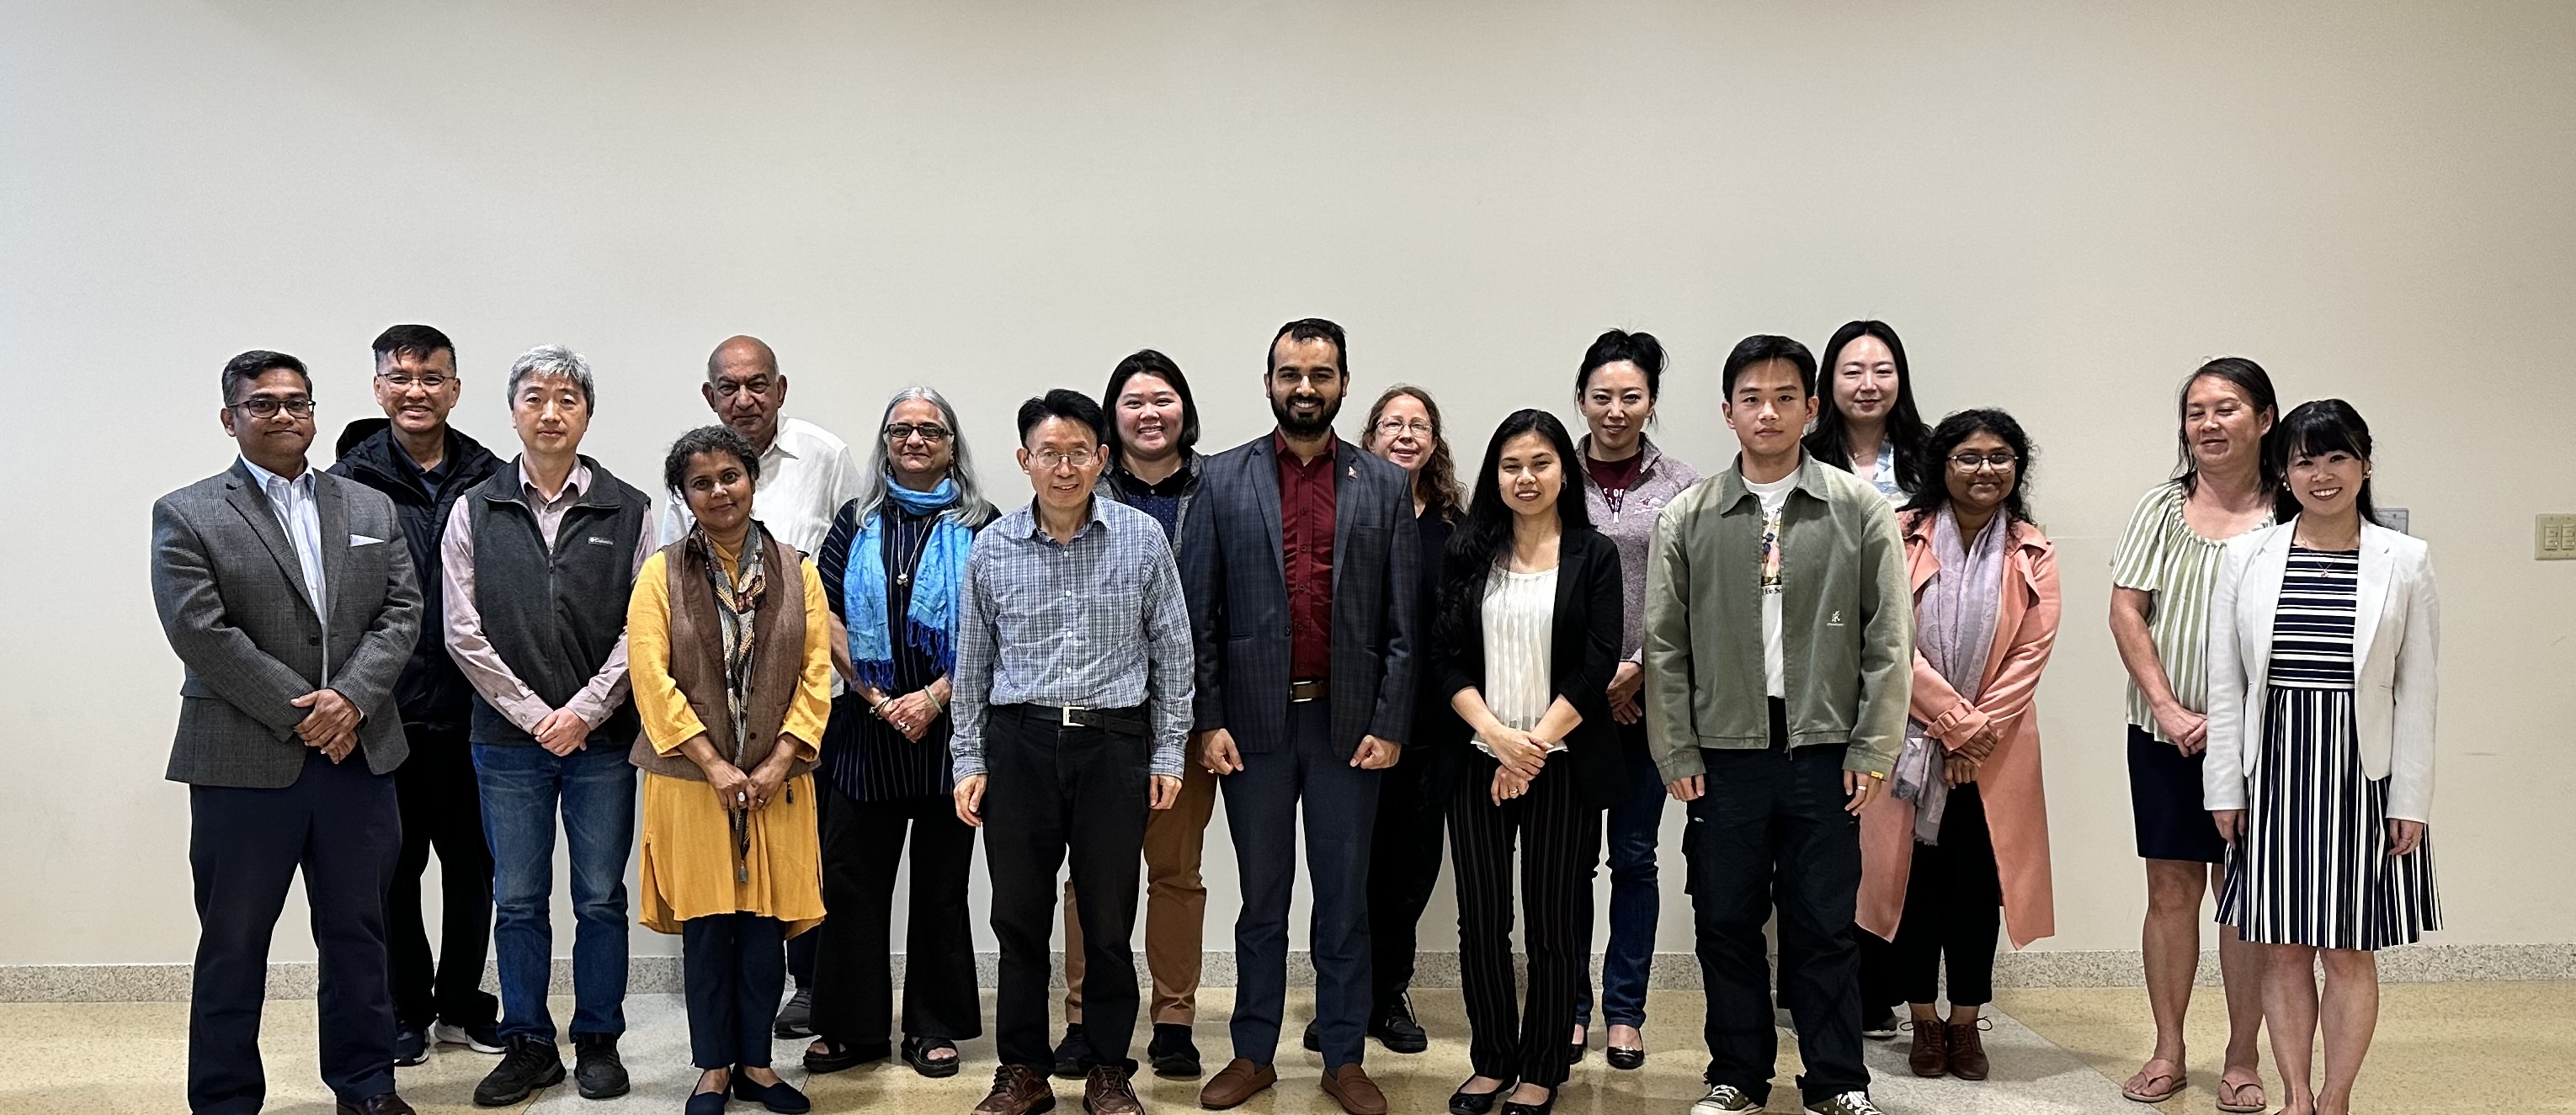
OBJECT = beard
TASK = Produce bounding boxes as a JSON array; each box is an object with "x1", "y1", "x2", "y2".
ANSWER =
[{"x1": 1271, "y1": 391, "x2": 1344, "y2": 438}]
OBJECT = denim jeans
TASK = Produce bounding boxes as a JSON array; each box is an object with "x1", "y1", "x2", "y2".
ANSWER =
[
  {"x1": 472, "y1": 741, "x2": 636, "y2": 1042},
  {"x1": 1578, "y1": 723, "x2": 1667, "y2": 1030}
]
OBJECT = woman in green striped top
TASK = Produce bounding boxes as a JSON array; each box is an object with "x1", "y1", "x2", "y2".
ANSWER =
[{"x1": 2105, "y1": 358, "x2": 2282, "y2": 1112}]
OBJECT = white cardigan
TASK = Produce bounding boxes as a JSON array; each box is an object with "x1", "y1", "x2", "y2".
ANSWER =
[{"x1": 2203, "y1": 518, "x2": 2440, "y2": 823}]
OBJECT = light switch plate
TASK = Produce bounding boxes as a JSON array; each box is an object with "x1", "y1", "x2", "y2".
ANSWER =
[
  {"x1": 2376, "y1": 507, "x2": 2408, "y2": 534},
  {"x1": 2541, "y1": 514, "x2": 2576, "y2": 560}
]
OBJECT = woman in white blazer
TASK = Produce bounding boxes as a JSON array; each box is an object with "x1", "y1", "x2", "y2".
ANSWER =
[{"x1": 2205, "y1": 400, "x2": 2438, "y2": 1115}]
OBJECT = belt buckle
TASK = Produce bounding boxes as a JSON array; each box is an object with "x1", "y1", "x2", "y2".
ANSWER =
[{"x1": 1059, "y1": 704, "x2": 1085, "y2": 728}]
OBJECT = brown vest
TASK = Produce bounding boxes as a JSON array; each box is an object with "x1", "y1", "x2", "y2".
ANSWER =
[{"x1": 629, "y1": 526, "x2": 817, "y2": 781}]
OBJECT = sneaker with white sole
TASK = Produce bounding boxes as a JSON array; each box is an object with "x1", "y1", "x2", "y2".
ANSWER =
[
  {"x1": 431, "y1": 1020, "x2": 505, "y2": 1054},
  {"x1": 1804, "y1": 1091, "x2": 1886, "y2": 1115},
  {"x1": 1689, "y1": 1084, "x2": 1759, "y2": 1114}
]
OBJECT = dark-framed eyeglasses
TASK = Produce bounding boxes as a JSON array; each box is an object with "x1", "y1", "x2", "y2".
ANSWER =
[
  {"x1": 230, "y1": 396, "x2": 316, "y2": 418},
  {"x1": 883, "y1": 422, "x2": 952, "y2": 444},
  {"x1": 1948, "y1": 451, "x2": 2019, "y2": 472}
]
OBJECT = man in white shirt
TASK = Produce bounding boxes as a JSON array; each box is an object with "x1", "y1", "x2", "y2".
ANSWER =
[{"x1": 657, "y1": 335, "x2": 866, "y2": 560}]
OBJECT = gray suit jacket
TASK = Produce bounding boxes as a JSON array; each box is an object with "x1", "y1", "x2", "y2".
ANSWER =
[
  {"x1": 1182, "y1": 434, "x2": 1418, "y2": 759},
  {"x1": 151, "y1": 460, "x2": 423, "y2": 788}
]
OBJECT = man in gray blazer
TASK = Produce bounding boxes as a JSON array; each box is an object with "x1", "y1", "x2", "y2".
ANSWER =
[
  {"x1": 1184, "y1": 319, "x2": 1417, "y2": 1115},
  {"x1": 151, "y1": 350, "x2": 424, "y2": 1115}
]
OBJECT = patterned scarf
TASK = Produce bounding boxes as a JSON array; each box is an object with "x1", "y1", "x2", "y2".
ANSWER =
[
  {"x1": 689, "y1": 523, "x2": 767, "y2": 881},
  {"x1": 1894, "y1": 507, "x2": 2008, "y2": 843},
  {"x1": 844, "y1": 479, "x2": 973, "y2": 692}
]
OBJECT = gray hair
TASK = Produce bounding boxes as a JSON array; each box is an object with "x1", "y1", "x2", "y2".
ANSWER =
[
  {"x1": 857, "y1": 385, "x2": 993, "y2": 528},
  {"x1": 506, "y1": 344, "x2": 596, "y2": 410}
]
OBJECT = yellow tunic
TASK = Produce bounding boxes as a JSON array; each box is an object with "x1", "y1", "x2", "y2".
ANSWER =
[{"x1": 626, "y1": 544, "x2": 834, "y2": 936}]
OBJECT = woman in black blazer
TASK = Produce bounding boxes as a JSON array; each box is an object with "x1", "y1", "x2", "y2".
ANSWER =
[{"x1": 1434, "y1": 409, "x2": 1625, "y2": 1115}]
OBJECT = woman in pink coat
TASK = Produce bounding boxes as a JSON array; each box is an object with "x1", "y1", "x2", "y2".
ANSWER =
[{"x1": 1858, "y1": 409, "x2": 2060, "y2": 1083}]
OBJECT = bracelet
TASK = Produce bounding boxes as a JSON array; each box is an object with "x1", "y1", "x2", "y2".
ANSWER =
[{"x1": 870, "y1": 697, "x2": 897, "y2": 719}]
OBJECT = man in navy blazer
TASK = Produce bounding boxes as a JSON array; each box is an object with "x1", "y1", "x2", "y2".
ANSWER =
[
  {"x1": 150, "y1": 351, "x2": 423, "y2": 1115},
  {"x1": 1184, "y1": 319, "x2": 1417, "y2": 1115}
]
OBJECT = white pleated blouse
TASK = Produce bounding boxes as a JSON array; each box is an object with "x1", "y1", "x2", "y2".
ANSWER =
[{"x1": 1474, "y1": 565, "x2": 1566, "y2": 756}]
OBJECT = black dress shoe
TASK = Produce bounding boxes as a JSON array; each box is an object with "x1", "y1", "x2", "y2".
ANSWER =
[
  {"x1": 732, "y1": 1069, "x2": 812, "y2": 1114},
  {"x1": 471, "y1": 1034, "x2": 564, "y2": 1107},
  {"x1": 1567, "y1": 1023, "x2": 1588, "y2": 1065},
  {"x1": 572, "y1": 1032, "x2": 629, "y2": 1099},
  {"x1": 804, "y1": 1038, "x2": 890, "y2": 1074},
  {"x1": 392, "y1": 1024, "x2": 428, "y2": 1067},
  {"x1": 1301, "y1": 1019, "x2": 1323, "y2": 1052},
  {"x1": 1605, "y1": 1044, "x2": 1645, "y2": 1070},
  {"x1": 1052, "y1": 1023, "x2": 1093, "y2": 1079},
  {"x1": 773, "y1": 986, "x2": 816, "y2": 1039},
  {"x1": 1147, "y1": 1022, "x2": 1201, "y2": 1078},
  {"x1": 1448, "y1": 1077, "x2": 1513, "y2": 1115},
  {"x1": 903, "y1": 1035, "x2": 963, "y2": 1078},
  {"x1": 338, "y1": 1093, "x2": 417, "y2": 1115},
  {"x1": 685, "y1": 1089, "x2": 729, "y2": 1115},
  {"x1": 1369, "y1": 997, "x2": 1429, "y2": 1054}
]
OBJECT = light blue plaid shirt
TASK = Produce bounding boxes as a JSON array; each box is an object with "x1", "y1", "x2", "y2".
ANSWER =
[{"x1": 950, "y1": 496, "x2": 1195, "y2": 778}]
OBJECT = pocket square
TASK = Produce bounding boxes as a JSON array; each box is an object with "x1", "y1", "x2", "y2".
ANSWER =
[{"x1": 351, "y1": 534, "x2": 385, "y2": 546}]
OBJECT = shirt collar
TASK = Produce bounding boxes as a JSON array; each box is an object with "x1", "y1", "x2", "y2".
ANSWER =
[
  {"x1": 763, "y1": 418, "x2": 803, "y2": 463},
  {"x1": 1717, "y1": 450, "x2": 1825, "y2": 508},
  {"x1": 1011, "y1": 496, "x2": 1107, "y2": 542},
  {"x1": 1115, "y1": 452, "x2": 1197, "y2": 497},
  {"x1": 516, "y1": 456, "x2": 591, "y2": 504},
  {"x1": 1271, "y1": 429, "x2": 1340, "y2": 473},
  {"x1": 238, "y1": 454, "x2": 313, "y2": 495}
]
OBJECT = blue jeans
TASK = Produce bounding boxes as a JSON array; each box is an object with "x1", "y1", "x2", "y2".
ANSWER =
[
  {"x1": 1577, "y1": 724, "x2": 1666, "y2": 1030},
  {"x1": 473, "y1": 741, "x2": 636, "y2": 1042}
]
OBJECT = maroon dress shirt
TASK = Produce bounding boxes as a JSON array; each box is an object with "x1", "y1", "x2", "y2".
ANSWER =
[{"x1": 1275, "y1": 431, "x2": 1338, "y2": 682}]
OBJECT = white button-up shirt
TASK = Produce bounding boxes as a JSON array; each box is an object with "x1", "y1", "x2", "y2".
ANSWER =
[
  {"x1": 658, "y1": 416, "x2": 865, "y2": 559},
  {"x1": 240, "y1": 454, "x2": 330, "y2": 684}
]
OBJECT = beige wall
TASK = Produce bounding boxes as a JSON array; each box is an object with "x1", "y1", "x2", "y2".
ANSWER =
[{"x1": 3, "y1": 2, "x2": 2570, "y2": 968}]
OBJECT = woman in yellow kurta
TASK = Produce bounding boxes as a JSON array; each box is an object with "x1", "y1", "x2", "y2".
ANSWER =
[{"x1": 628, "y1": 425, "x2": 831, "y2": 1115}]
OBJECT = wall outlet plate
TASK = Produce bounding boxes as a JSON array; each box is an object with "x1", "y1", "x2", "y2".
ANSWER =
[
  {"x1": 2541, "y1": 513, "x2": 2576, "y2": 560},
  {"x1": 2376, "y1": 507, "x2": 2408, "y2": 534}
]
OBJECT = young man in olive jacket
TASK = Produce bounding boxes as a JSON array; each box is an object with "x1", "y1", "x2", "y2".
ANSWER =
[
  {"x1": 327, "y1": 324, "x2": 507, "y2": 1066},
  {"x1": 1642, "y1": 335, "x2": 1910, "y2": 1115}
]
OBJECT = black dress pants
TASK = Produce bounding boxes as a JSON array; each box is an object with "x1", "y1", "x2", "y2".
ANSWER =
[
  {"x1": 1893, "y1": 783, "x2": 2002, "y2": 1007},
  {"x1": 1368, "y1": 730, "x2": 1452, "y2": 1011},
  {"x1": 683, "y1": 913, "x2": 786, "y2": 1070},
  {"x1": 387, "y1": 723, "x2": 498, "y2": 1030},
  {"x1": 811, "y1": 783, "x2": 982, "y2": 1053},
  {"x1": 1452, "y1": 753, "x2": 1600, "y2": 1089},
  {"x1": 189, "y1": 749, "x2": 402, "y2": 1114},
  {"x1": 984, "y1": 706, "x2": 1152, "y2": 1071},
  {"x1": 1683, "y1": 701, "x2": 1869, "y2": 1107}
]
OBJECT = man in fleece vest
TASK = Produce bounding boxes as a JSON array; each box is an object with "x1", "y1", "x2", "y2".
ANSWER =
[{"x1": 439, "y1": 344, "x2": 656, "y2": 1107}]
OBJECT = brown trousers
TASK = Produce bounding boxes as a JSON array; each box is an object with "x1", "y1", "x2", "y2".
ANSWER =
[{"x1": 1062, "y1": 759, "x2": 1219, "y2": 1025}]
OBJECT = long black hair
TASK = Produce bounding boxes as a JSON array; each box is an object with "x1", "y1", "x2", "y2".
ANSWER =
[
  {"x1": 1901, "y1": 408, "x2": 2038, "y2": 526},
  {"x1": 1802, "y1": 320, "x2": 1928, "y2": 488},
  {"x1": 2172, "y1": 356, "x2": 2283, "y2": 497},
  {"x1": 1437, "y1": 409, "x2": 1591, "y2": 648},
  {"x1": 2270, "y1": 399, "x2": 2378, "y2": 527}
]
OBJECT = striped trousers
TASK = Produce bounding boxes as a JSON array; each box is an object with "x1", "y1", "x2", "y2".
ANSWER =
[{"x1": 1450, "y1": 751, "x2": 1602, "y2": 1089}]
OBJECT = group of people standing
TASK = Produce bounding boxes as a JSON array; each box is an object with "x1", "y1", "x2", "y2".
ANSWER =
[{"x1": 148, "y1": 315, "x2": 2440, "y2": 1115}]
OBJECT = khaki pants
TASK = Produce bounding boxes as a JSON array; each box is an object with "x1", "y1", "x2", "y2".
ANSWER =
[{"x1": 1062, "y1": 759, "x2": 1218, "y2": 1025}]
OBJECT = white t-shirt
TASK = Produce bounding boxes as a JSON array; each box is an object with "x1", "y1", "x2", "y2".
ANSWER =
[{"x1": 1746, "y1": 470, "x2": 1798, "y2": 699}]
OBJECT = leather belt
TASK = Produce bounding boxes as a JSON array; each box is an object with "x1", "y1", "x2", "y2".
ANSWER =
[
  {"x1": 1289, "y1": 678, "x2": 1328, "y2": 704},
  {"x1": 1008, "y1": 703, "x2": 1148, "y2": 739}
]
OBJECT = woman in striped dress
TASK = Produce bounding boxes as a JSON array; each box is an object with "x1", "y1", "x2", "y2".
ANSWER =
[
  {"x1": 2206, "y1": 401, "x2": 2439, "y2": 1115},
  {"x1": 2105, "y1": 358, "x2": 2280, "y2": 1110}
]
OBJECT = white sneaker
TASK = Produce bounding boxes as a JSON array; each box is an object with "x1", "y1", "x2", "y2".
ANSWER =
[
  {"x1": 1690, "y1": 1084, "x2": 1759, "y2": 1114},
  {"x1": 1804, "y1": 1091, "x2": 1886, "y2": 1115},
  {"x1": 430, "y1": 1021, "x2": 506, "y2": 1054}
]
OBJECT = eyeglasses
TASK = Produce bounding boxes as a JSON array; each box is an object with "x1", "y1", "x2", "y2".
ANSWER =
[
  {"x1": 375, "y1": 372, "x2": 449, "y2": 391},
  {"x1": 1948, "y1": 451, "x2": 2020, "y2": 472},
  {"x1": 883, "y1": 422, "x2": 952, "y2": 444},
  {"x1": 1028, "y1": 449, "x2": 1099, "y2": 471},
  {"x1": 230, "y1": 396, "x2": 316, "y2": 418},
  {"x1": 1374, "y1": 418, "x2": 1434, "y2": 438}
]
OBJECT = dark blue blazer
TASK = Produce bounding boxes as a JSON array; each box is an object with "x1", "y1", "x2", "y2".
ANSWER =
[{"x1": 1182, "y1": 433, "x2": 1418, "y2": 759}]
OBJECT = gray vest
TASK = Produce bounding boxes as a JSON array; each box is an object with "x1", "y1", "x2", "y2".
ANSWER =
[{"x1": 465, "y1": 458, "x2": 650, "y2": 746}]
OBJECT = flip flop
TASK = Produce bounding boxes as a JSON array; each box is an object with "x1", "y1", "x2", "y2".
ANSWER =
[
  {"x1": 2214, "y1": 1075, "x2": 2267, "y2": 1113},
  {"x1": 2121, "y1": 1062, "x2": 2189, "y2": 1104}
]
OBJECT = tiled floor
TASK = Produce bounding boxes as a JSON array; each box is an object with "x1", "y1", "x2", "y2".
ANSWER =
[{"x1": 1, "y1": 983, "x2": 2563, "y2": 1113}]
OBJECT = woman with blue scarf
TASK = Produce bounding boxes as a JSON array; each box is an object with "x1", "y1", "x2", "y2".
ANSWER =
[{"x1": 802, "y1": 387, "x2": 998, "y2": 1079}]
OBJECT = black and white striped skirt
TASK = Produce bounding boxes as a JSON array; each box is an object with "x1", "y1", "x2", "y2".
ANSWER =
[{"x1": 2217, "y1": 686, "x2": 2440, "y2": 950}]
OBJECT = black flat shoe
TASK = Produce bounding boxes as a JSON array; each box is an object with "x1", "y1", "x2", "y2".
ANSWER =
[
  {"x1": 1051, "y1": 1024, "x2": 1092, "y2": 1079},
  {"x1": 902, "y1": 1035, "x2": 962, "y2": 1079},
  {"x1": 1301, "y1": 1018, "x2": 1323, "y2": 1052},
  {"x1": 1501, "y1": 1091, "x2": 1557, "y2": 1115},
  {"x1": 1147, "y1": 1022, "x2": 1201, "y2": 1079},
  {"x1": 731, "y1": 1070, "x2": 812, "y2": 1114},
  {"x1": 1567, "y1": 1025, "x2": 1588, "y2": 1065},
  {"x1": 1449, "y1": 1077, "x2": 1514, "y2": 1115},
  {"x1": 685, "y1": 1089, "x2": 728, "y2": 1115},
  {"x1": 801, "y1": 1038, "x2": 888, "y2": 1075},
  {"x1": 1605, "y1": 1045, "x2": 1645, "y2": 1070}
]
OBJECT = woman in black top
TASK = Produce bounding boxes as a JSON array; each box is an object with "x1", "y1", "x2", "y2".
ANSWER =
[{"x1": 803, "y1": 387, "x2": 998, "y2": 1078}]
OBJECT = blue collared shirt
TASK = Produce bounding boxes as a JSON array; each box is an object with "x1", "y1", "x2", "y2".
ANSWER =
[
  {"x1": 950, "y1": 496, "x2": 1195, "y2": 778},
  {"x1": 240, "y1": 454, "x2": 331, "y2": 686}
]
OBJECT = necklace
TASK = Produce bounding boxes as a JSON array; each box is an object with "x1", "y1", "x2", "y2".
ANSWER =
[{"x1": 891, "y1": 508, "x2": 935, "y2": 587}]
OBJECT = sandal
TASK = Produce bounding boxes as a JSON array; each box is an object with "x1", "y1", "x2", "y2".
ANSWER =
[
  {"x1": 903, "y1": 1034, "x2": 962, "y2": 1079},
  {"x1": 2214, "y1": 1073, "x2": 2266, "y2": 1113},
  {"x1": 2121, "y1": 1059, "x2": 2189, "y2": 1104}
]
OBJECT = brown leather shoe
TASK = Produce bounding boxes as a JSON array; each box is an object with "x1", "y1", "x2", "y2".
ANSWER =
[
  {"x1": 1319, "y1": 1065, "x2": 1388, "y2": 1115},
  {"x1": 976, "y1": 1065, "x2": 1059, "y2": 1115},
  {"x1": 1907, "y1": 1019, "x2": 1948, "y2": 1078},
  {"x1": 1198, "y1": 1059, "x2": 1276, "y2": 1110},
  {"x1": 1086, "y1": 1065, "x2": 1144, "y2": 1115},
  {"x1": 1945, "y1": 1021, "x2": 1989, "y2": 1080},
  {"x1": 336, "y1": 1095, "x2": 416, "y2": 1115}
]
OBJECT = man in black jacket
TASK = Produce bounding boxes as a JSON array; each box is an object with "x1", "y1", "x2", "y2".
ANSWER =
[{"x1": 328, "y1": 324, "x2": 506, "y2": 1066}]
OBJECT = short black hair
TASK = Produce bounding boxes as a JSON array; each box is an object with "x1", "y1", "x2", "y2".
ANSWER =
[
  {"x1": 1719, "y1": 334, "x2": 1816, "y2": 397},
  {"x1": 663, "y1": 424, "x2": 762, "y2": 494},
  {"x1": 1902, "y1": 408, "x2": 2038, "y2": 524},
  {"x1": 1017, "y1": 389, "x2": 1108, "y2": 447},
  {"x1": 1101, "y1": 348, "x2": 1201, "y2": 459},
  {"x1": 1269, "y1": 317, "x2": 1348, "y2": 376},
  {"x1": 371, "y1": 324, "x2": 454, "y2": 367},
  {"x1": 1577, "y1": 329, "x2": 1667, "y2": 399},
  {"x1": 2271, "y1": 399, "x2": 2380, "y2": 527},
  {"x1": 221, "y1": 350, "x2": 311, "y2": 405}
]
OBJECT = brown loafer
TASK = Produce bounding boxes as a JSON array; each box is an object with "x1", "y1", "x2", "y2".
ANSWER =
[
  {"x1": 976, "y1": 1065, "x2": 1059, "y2": 1115},
  {"x1": 1907, "y1": 1019, "x2": 1948, "y2": 1078},
  {"x1": 1945, "y1": 1021, "x2": 1989, "y2": 1080},
  {"x1": 1085, "y1": 1065, "x2": 1144, "y2": 1115},
  {"x1": 1198, "y1": 1059, "x2": 1276, "y2": 1110},
  {"x1": 1319, "y1": 1065, "x2": 1388, "y2": 1115}
]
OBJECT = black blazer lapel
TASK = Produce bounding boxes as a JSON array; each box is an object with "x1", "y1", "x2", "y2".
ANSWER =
[
  {"x1": 1330, "y1": 439, "x2": 1362, "y2": 594},
  {"x1": 1248, "y1": 437, "x2": 1285, "y2": 582},
  {"x1": 223, "y1": 463, "x2": 318, "y2": 621}
]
